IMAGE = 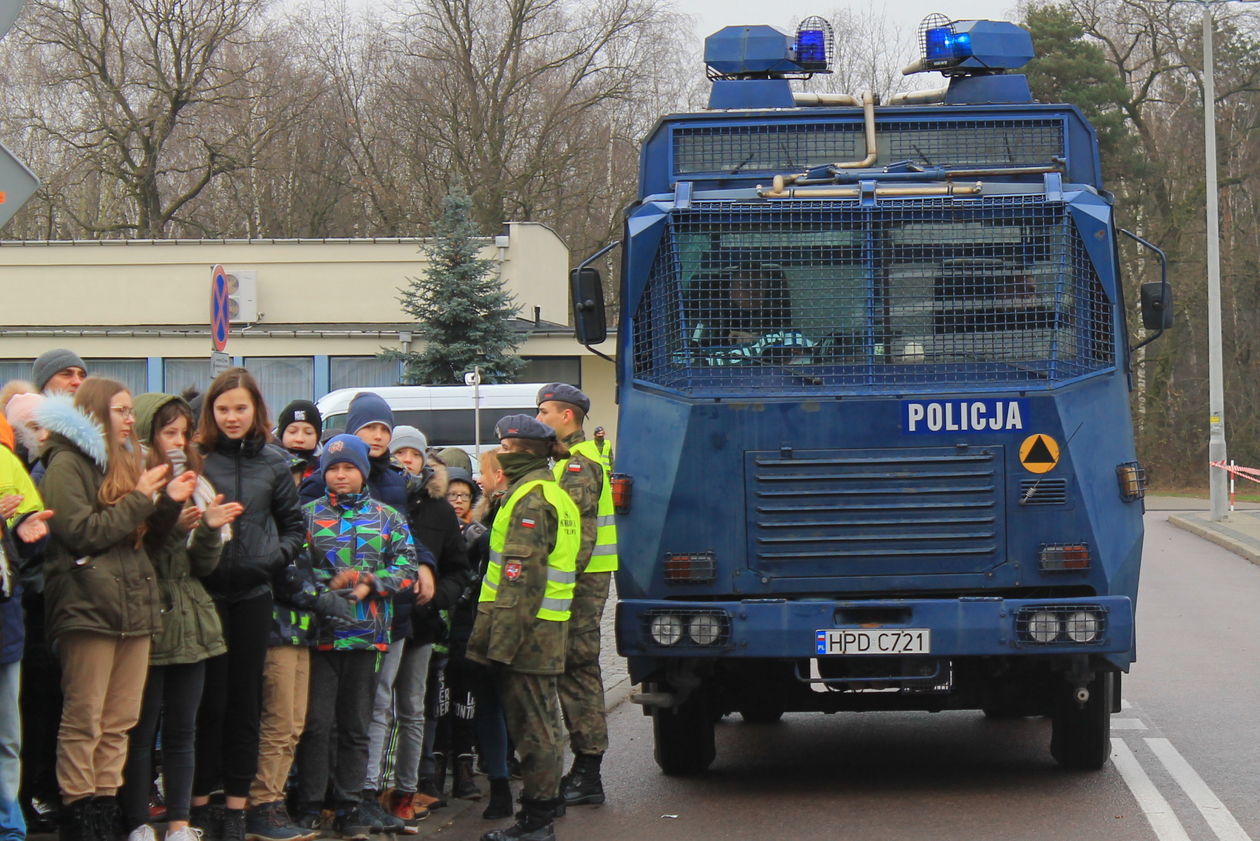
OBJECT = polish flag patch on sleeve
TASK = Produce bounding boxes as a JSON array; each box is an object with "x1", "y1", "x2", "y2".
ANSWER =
[
  {"x1": 520, "y1": 518, "x2": 536, "y2": 529},
  {"x1": 567, "y1": 462, "x2": 583, "y2": 472}
]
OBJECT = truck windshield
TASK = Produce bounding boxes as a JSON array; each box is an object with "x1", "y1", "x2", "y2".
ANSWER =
[{"x1": 631, "y1": 196, "x2": 1115, "y2": 395}]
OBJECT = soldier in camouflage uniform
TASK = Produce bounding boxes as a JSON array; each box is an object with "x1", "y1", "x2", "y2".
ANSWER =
[
  {"x1": 466, "y1": 415, "x2": 580, "y2": 841},
  {"x1": 534, "y1": 384, "x2": 617, "y2": 808}
]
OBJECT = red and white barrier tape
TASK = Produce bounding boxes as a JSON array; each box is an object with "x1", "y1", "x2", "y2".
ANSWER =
[{"x1": 1211, "y1": 460, "x2": 1260, "y2": 483}]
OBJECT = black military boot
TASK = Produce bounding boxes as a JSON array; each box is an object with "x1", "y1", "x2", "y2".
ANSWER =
[
  {"x1": 478, "y1": 798, "x2": 555, "y2": 841},
  {"x1": 559, "y1": 753, "x2": 605, "y2": 806}
]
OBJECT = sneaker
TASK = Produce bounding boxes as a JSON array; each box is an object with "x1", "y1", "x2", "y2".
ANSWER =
[
  {"x1": 386, "y1": 791, "x2": 425, "y2": 834},
  {"x1": 190, "y1": 804, "x2": 223, "y2": 841},
  {"x1": 128, "y1": 824, "x2": 159, "y2": 841},
  {"x1": 293, "y1": 812, "x2": 324, "y2": 836},
  {"x1": 167, "y1": 827, "x2": 206, "y2": 841},
  {"x1": 246, "y1": 802, "x2": 313, "y2": 841},
  {"x1": 413, "y1": 778, "x2": 445, "y2": 812},
  {"x1": 355, "y1": 796, "x2": 403, "y2": 834},
  {"x1": 332, "y1": 809, "x2": 369, "y2": 841}
]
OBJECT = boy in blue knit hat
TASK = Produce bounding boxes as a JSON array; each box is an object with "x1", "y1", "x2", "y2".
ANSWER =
[{"x1": 292, "y1": 435, "x2": 415, "y2": 841}]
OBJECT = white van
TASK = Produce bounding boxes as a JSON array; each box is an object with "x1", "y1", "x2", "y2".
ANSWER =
[{"x1": 316, "y1": 383, "x2": 551, "y2": 460}]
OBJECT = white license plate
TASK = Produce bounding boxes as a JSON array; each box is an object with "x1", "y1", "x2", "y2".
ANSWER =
[{"x1": 815, "y1": 628, "x2": 931, "y2": 655}]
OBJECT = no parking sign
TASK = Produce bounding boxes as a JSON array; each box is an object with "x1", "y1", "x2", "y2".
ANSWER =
[{"x1": 211, "y1": 264, "x2": 230, "y2": 352}]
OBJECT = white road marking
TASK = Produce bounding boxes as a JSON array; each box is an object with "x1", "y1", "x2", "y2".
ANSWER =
[
  {"x1": 1111, "y1": 738, "x2": 1192, "y2": 841},
  {"x1": 1111, "y1": 718, "x2": 1149, "y2": 730},
  {"x1": 1146, "y1": 737, "x2": 1254, "y2": 841},
  {"x1": 1122, "y1": 698, "x2": 1134, "y2": 709}
]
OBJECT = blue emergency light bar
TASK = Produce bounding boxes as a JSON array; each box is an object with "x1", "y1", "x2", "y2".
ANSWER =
[
  {"x1": 906, "y1": 18, "x2": 1034, "y2": 76},
  {"x1": 924, "y1": 26, "x2": 972, "y2": 65}
]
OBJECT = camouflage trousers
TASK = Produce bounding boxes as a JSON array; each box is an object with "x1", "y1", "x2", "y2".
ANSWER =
[
  {"x1": 497, "y1": 669, "x2": 563, "y2": 801},
  {"x1": 558, "y1": 571, "x2": 611, "y2": 755}
]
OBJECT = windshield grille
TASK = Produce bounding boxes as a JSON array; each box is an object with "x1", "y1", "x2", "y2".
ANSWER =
[
  {"x1": 630, "y1": 196, "x2": 1114, "y2": 395},
  {"x1": 672, "y1": 119, "x2": 1065, "y2": 175}
]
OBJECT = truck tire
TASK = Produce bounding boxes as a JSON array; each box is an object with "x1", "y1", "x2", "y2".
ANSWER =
[
  {"x1": 738, "y1": 701, "x2": 784, "y2": 724},
  {"x1": 1050, "y1": 672, "x2": 1112, "y2": 770},
  {"x1": 652, "y1": 690, "x2": 716, "y2": 775}
]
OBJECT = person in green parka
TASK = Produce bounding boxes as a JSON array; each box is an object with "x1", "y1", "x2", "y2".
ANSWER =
[
  {"x1": 35, "y1": 378, "x2": 201, "y2": 841},
  {"x1": 120, "y1": 394, "x2": 244, "y2": 841}
]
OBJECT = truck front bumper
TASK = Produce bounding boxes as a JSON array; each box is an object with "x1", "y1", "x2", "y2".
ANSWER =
[{"x1": 616, "y1": 595, "x2": 1135, "y2": 664}]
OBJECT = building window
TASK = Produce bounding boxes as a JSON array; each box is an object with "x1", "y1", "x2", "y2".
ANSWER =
[
  {"x1": 244, "y1": 357, "x2": 314, "y2": 418},
  {"x1": 519, "y1": 356, "x2": 581, "y2": 386},
  {"x1": 84, "y1": 359, "x2": 147, "y2": 395},
  {"x1": 165, "y1": 358, "x2": 212, "y2": 398},
  {"x1": 0, "y1": 361, "x2": 33, "y2": 388},
  {"x1": 330, "y1": 357, "x2": 401, "y2": 393}
]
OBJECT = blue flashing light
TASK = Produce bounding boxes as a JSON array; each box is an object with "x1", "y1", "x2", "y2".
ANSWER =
[
  {"x1": 925, "y1": 26, "x2": 973, "y2": 64},
  {"x1": 796, "y1": 29, "x2": 827, "y2": 64}
]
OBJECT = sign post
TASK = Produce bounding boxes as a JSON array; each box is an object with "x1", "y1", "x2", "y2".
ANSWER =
[{"x1": 211, "y1": 264, "x2": 231, "y2": 376}]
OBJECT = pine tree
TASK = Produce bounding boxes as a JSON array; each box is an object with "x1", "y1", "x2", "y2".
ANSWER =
[{"x1": 384, "y1": 186, "x2": 525, "y2": 384}]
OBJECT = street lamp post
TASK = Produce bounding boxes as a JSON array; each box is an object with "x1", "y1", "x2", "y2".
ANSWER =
[{"x1": 1202, "y1": 4, "x2": 1229, "y2": 521}]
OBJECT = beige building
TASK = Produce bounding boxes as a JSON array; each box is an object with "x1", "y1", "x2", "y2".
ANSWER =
[{"x1": 0, "y1": 221, "x2": 618, "y2": 437}]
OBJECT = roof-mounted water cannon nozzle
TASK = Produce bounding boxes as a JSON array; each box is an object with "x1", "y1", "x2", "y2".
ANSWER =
[{"x1": 902, "y1": 15, "x2": 1034, "y2": 77}]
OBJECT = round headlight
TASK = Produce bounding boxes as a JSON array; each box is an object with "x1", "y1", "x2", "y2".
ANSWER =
[
  {"x1": 1064, "y1": 610, "x2": 1100, "y2": 643},
  {"x1": 649, "y1": 613, "x2": 683, "y2": 646},
  {"x1": 1027, "y1": 610, "x2": 1060, "y2": 643},
  {"x1": 688, "y1": 613, "x2": 723, "y2": 646}
]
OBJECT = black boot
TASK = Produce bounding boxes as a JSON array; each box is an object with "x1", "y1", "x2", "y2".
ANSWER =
[
  {"x1": 481, "y1": 779, "x2": 513, "y2": 820},
  {"x1": 560, "y1": 753, "x2": 605, "y2": 807},
  {"x1": 478, "y1": 798, "x2": 555, "y2": 841},
  {"x1": 452, "y1": 754, "x2": 482, "y2": 801},
  {"x1": 59, "y1": 798, "x2": 95, "y2": 841},
  {"x1": 90, "y1": 796, "x2": 122, "y2": 841}
]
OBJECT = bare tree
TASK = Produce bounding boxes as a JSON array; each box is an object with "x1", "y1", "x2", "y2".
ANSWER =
[{"x1": 15, "y1": 0, "x2": 271, "y2": 237}]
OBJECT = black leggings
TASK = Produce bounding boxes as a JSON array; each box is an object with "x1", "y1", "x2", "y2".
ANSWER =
[
  {"x1": 121, "y1": 661, "x2": 207, "y2": 829},
  {"x1": 193, "y1": 592, "x2": 272, "y2": 800}
]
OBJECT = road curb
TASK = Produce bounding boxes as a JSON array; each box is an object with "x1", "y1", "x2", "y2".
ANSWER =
[
  {"x1": 1167, "y1": 512, "x2": 1260, "y2": 565},
  {"x1": 604, "y1": 673, "x2": 635, "y2": 712}
]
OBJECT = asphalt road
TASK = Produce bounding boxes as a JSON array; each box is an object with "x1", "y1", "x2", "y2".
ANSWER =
[{"x1": 452, "y1": 510, "x2": 1260, "y2": 841}]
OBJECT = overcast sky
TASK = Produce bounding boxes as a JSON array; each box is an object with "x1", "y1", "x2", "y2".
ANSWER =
[{"x1": 674, "y1": 0, "x2": 1022, "y2": 43}]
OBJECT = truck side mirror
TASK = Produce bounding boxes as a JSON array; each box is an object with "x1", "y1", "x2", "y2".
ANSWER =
[
  {"x1": 1140, "y1": 281, "x2": 1173, "y2": 330},
  {"x1": 571, "y1": 266, "x2": 608, "y2": 345}
]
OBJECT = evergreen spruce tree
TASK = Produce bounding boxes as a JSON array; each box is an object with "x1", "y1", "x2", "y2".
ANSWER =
[{"x1": 384, "y1": 186, "x2": 525, "y2": 384}]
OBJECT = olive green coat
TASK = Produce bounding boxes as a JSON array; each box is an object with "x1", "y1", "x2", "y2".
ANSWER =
[
  {"x1": 133, "y1": 393, "x2": 227, "y2": 665},
  {"x1": 37, "y1": 397, "x2": 166, "y2": 642},
  {"x1": 466, "y1": 466, "x2": 568, "y2": 675}
]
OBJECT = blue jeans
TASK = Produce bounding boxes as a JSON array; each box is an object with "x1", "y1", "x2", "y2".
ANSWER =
[{"x1": 0, "y1": 659, "x2": 25, "y2": 841}]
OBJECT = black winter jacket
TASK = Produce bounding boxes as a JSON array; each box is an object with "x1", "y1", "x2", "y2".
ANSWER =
[
  {"x1": 404, "y1": 465, "x2": 470, "y2": 646},
  {"x1": 199, "y1": 435, "x2": 305, "y2": 603}
]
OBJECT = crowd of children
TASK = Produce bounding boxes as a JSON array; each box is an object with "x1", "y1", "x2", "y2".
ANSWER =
[{"x1": 1, "y1": 350, "x2": 620, "y2": 841}]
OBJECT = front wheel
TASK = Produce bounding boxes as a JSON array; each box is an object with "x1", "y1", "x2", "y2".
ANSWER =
[
  {"x1": 1050, "y1": 672, "x2": 1112, "y2": 770},
  {"x1": 652, "y1": 686, "x2": 716, "y2": 775}
]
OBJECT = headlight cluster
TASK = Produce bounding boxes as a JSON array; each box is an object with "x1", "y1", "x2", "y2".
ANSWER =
[
  {"x1": 645, "y1": 609, "x2": 730, "y2": 647},
  {"x1": 1016, "y1": 605, "x2": 1107, "y2": 644}
]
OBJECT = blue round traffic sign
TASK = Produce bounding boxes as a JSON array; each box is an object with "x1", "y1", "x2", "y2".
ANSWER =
[{"x1": 211, "y1": 265, "x2": 229, "y2": 351}]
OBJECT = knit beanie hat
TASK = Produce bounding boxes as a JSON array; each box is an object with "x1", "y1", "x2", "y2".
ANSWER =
[
  {"x1": 389, "y1": 424, "x2": 427, "y2": 455},
  {"x1": 320, "y1": 434, "x2": 371, "y2": 483},
  {"x1": 278, "y1": 399, "x2": 323, "y2": 440},
  {"x1": 5, "y1": 393, "x2": 45, "y2": 455},
  {"x1": 33, "y1": 349, "x2": 87, "y2": 392},
  {"x1": 346, "y1": 392, "x2": 394, "y2": 435}
]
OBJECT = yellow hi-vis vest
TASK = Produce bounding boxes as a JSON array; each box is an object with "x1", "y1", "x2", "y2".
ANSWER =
[
  {"x1": 554, "y1": 439, "x2": 619, "y2": 573},
  {"x1": 478, "y1": 479, "x2": 580, "y2": 621}
]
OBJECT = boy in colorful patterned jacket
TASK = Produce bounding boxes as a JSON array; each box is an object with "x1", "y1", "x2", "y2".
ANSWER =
[{"x1": 292, "y1": 435, "x2": 417, "y2": 841}]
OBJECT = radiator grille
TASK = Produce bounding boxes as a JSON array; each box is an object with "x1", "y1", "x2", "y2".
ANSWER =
[
  {"x1": 671, "y1": 119, "x2": 1065, "y2": 175},
  {"x1": 631, "y1": 196, "x2": 1113, "y2": 395},
  {"x1": 747, "y1": 447, "x2": 1002, "y2": 574}
]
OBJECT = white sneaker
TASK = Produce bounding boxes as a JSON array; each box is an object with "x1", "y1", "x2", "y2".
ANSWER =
[
  {"x1": 166, "y1": 826, "x2": 205, "y2": 841},
  {"x1": 128, "y1": 825, "x2": 158, "y2": 841}
]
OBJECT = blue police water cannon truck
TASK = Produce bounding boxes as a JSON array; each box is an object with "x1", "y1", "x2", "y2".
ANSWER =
[{"x1": 569, "y1": 15, "x2": 1174, "y2": 775}]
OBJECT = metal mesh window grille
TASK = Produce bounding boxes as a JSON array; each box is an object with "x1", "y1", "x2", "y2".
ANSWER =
[
  {"x1": 631, "y1": 196, "x2": 1114, "y2": 395},
  {"x1": 671, "y1": 119, "x2": 1064, "y2": 175}
]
